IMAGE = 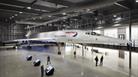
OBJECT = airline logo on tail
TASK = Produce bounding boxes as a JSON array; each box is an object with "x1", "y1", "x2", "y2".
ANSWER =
[{"x1": 65, "y1": 32, "x2": 78, "y2": 37}]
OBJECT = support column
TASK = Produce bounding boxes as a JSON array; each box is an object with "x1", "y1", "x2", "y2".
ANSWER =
[
  {"x1": 129, "y1": 10, "x2": 132, "y2": 69},
  {"x1": 82, "y1": 44, "x2": 84, "y2": 57}
]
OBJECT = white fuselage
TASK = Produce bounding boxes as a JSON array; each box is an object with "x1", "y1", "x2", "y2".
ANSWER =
[{"x1": 34, "y1": 30, "x2": 128, "y2": 45}]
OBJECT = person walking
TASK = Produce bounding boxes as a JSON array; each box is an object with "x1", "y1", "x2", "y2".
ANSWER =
[
  {"x1": 47, "y1": 55, "x2": 51, "y2": 65},
  {"x1": 40, "y1": 65, "x2": 44, "y2": 77},
  {"x1": 100, "y1": 55, "x2": 104, "y2": 65},
  {"x1": 73, "y1": 51, "x2": 76, "y2": 58},
  {"x1": 95, "y1": 56, "x2": 98, "y2": 66}
]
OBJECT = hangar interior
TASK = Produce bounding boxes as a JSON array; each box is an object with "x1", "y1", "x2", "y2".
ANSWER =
[{"x1": 0, "y1": 0, "x2": 138, "y2": 77}]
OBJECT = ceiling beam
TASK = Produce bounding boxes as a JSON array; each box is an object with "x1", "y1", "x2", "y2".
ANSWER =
[
  {"x1": 16, "y1": 21, "x2": 41, "y2": 25},
  {"x1": 0, "y1": 0, "x2": 57, "y2": 12},
  {"x1": 114, "y1": 2, "x2": 129, "y2": 9},
  {"x1": 43, "y1": 0, "x2": 75, "y2": 6},
  {"x1": 23, "y1": 0, "x2": 121, "y2": 21},
  {"x1": 0, "y1": 8, "x2": 39, "y2": 15},
  {"x1": 0, "y1": 4, "x2": 42, "y2": 14},
  {"x1": 16, "y1": 13, "x2": 79, "y2": 28}
]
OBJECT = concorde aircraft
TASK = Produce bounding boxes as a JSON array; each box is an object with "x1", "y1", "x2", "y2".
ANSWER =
[
  {"x1": 37, "y1": 30, "x2": 128, "y2": 44},
  {"x1": 18, "y1": 29, "x2": 128, "y2": 45}
]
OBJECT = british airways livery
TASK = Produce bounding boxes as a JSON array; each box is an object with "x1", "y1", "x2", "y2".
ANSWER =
[
  {"x1": 6, "y1": 30, "x2": 129, "y2": 46},
  {"x1": 25, "y1": 30, "x2": 128, "y2": 45}
]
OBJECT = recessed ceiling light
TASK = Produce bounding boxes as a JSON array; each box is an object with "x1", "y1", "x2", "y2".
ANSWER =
[
  {"x1": 19, "y1": 12, "x2": 23, "y2": 14},
  {"x1": 63, "y1": 24, "x2": 66, "y2": 27},
  {"x1": 113, "y1": 15, "x2": 117, "y2": 17},
  {"x1": 94, "y1": 17, "x2": 98, "y2": 20},
  {"x1": 136, "y1": 0, "x2": 138, "y2": 2},
  {"x1": 48, "y1": 15, "x2": 52, "y2": 17},
  {"x1": 113, "y1": 24, "x2": 121, "y2": 27},
  {"x1": 49, "y1": 24, "x2": 52, "y2": 26},
  {"x1": 27, "y1": 7, "x2": 31, "y2": 9},
  {"x1": 86, "y1": 9, "x2": 90, "y2": 12},
  {"x1": 14, "y1": 14, "x2": 18, "y2": 16},
  {"x1": 62, "y1": 12, "x2": 66, "y2": 15},
  {"x1": 97, "y1": 26, "x2": 103, "y2": 29},
  {"x1": 39, "y1": 17, "x2": 42, "y2": 19},
  {"x1": 115, "y1": 17, "x2": 121, "y2": 21},
  {"x1": 11, "y1": 16, "x2": 14, "y2": 18}
]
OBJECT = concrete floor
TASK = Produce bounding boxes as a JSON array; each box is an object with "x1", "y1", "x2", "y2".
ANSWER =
[{"x1": 0, "y1": 49, "x2": 137, "y2": 77}]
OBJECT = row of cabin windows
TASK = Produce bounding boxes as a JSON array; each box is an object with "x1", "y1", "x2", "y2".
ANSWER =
[{"x1": 85, "y1": 32, "x2": 101, "y2": 36}]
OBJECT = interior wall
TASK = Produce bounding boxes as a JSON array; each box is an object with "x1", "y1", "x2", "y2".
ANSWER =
[
  {"x1": 0, "y1": 23, "x2": 26, "y2": 41},
  {"x1": 96, "y1": 24, "x2": 138, "y2": 47},
  {"x1": 126, "y1": 25, "x2": 138, "y2": 47},
  {"x1": 104, "y1": 28, "x2": 118, "y2": 38}
]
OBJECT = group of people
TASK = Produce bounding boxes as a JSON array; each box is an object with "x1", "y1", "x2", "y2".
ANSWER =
[
  {"x1": 73, "y1": 51, "x2": 104, "y2": 67},
  {"x1": 40, "y1": 54, "x2": 103, "y2": 77},
  {"x1": 95, "y1": 55, "x2": 104, "y2": 66},
  {"x1": 40, "y1": 55, "x2": 51, "y2": 77}
]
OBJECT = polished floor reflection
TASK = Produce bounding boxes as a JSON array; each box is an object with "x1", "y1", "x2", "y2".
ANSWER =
[{"x1": 0, "y1": 49, "x2": 137, "y2": 77}]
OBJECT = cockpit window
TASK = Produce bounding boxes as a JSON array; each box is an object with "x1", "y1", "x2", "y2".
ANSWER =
[
  {"x1": 85, "y1": 32, "x2": 101, "y2": 36},
  {"x1": 85, "y1": 32, "x2": 90, "y2": 35},
  {"x1": 91, "y1": 32, "x2": 96, "y2": 35}
]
